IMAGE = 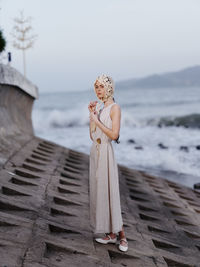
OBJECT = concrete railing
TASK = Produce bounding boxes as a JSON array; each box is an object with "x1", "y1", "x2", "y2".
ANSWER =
[{"x1": 0, "y1": 64, "x2": 39, "y2": 166}]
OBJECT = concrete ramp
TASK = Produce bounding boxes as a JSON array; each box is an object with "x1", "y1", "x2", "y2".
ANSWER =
[{"x1": 0, "y1": 136, "x2": 200, "y2": 267}]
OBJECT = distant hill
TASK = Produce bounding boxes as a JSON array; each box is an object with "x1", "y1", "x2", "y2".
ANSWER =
[{"x1": 116, "y1": 65, "x2": 200, "y2": 88}]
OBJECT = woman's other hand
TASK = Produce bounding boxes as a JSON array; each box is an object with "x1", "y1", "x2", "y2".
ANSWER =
[{"x1": 90, "y1": 111, "x2": 99, "y2": 124}]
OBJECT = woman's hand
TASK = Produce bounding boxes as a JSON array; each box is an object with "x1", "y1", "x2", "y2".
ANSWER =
[
  {"x1": 88, "y1": 101, "x2": 98, "y2": 113},
  {"x1": 90, "y1": 111, "x2": 99, "y2": 124}
]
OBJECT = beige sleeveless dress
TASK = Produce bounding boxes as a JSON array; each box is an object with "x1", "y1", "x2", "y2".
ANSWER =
[{"x1": 89, "y1": 102, "x2": 123, "y2": 234}]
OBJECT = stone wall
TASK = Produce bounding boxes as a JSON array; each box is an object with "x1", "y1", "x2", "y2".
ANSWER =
[{"x1": 0, "y1": 64, "x2": 38, "y2": 166}]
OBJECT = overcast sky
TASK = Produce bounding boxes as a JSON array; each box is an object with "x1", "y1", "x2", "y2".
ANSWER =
[{"x1": 1, "y1": 0, "x2": 200, "y2": 93}]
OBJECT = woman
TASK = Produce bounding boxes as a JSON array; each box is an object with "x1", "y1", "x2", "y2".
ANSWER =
[{"x1": 88, "y1": 74, "x2": 128, "y2": 252}]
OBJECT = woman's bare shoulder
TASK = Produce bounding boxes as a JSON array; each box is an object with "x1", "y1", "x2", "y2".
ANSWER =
[
  {"x1": 111, "y1": 103, "x2": 121, "y2": 111},
  {"x1": 110, "y1": 103, "x2": 121, "y2": 117}
]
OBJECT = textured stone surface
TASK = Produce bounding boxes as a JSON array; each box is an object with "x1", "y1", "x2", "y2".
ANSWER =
[
  {"x1": 0, "y1": 136, "x2": 200, "y2": 267},
  {"x1": 0, "y1": 64, "x2": 38, "y2": 99},
  {"x1": 0, "y1": 65, "x2": 37, "y2": 167}
]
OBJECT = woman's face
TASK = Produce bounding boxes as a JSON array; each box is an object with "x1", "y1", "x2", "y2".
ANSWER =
[{"x1": 94, "y1": 81, "x2": 106, "y2": 100}]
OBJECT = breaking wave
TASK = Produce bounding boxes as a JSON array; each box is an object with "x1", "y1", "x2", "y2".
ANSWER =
[{"x1": 33, "y1": 107, "x2": 200, "y2": 130}]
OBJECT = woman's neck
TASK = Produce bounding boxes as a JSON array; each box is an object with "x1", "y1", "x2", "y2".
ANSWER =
[{"x1": 103, "y1": 98, "x2": 114, "y2": 107}]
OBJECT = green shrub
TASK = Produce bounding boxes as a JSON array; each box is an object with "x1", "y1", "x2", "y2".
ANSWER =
[{"x1": 0, "y1": 30, "x2": 6, "y2": 53}]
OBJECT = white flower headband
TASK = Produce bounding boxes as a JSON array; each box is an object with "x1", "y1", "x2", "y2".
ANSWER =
[{"x1": 94, "y1": 74, "x2": 115, "y2": 102}]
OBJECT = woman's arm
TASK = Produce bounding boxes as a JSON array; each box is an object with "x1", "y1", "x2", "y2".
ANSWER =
[
  {"x1": 89, "y1": 119, "x2": 94, "y2": 141},
  {"x1": 90, "y1": 104, "x2": 121, "y2": 140},
  {"x1": 88, "y1": 101, "x2": 98, "y2": 141}
]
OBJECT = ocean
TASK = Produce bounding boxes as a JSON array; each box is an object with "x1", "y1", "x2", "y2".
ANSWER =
[{"x1": 32, "y1": 86, "x2": 200, "y2": 188}]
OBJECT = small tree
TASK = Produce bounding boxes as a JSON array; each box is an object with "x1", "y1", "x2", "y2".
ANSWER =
[
  {"x1": 11, "y1": 10, "x2": 37, "y2": 77},
  {"x1": 0, "y1": 30, "x2": 6, "y2": 53}
]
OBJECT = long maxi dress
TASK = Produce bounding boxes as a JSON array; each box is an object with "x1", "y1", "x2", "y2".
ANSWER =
[{"x1": 89, "y1": 102, "x2": 123, "y2": 234}]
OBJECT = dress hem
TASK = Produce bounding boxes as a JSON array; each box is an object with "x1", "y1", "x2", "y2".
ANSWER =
[{"x1": 90, "y1": 223, "x2": 123, "y2": 234}]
